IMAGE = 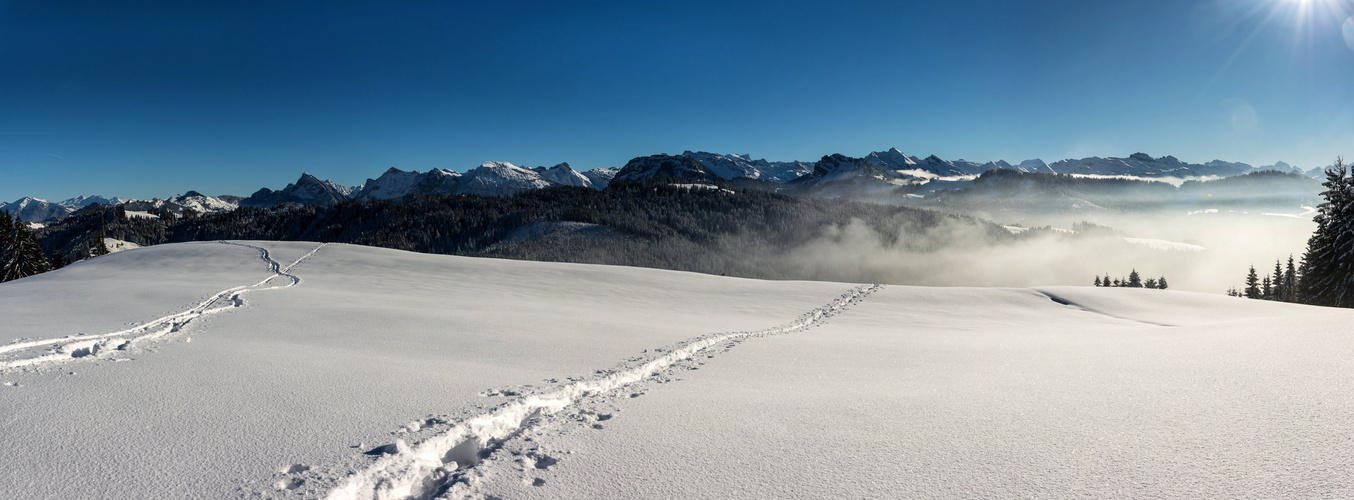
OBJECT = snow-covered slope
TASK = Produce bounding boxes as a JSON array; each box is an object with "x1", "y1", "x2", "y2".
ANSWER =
[{"x1": 4, "y1": 242, "x2": 1353, "y2": 499}]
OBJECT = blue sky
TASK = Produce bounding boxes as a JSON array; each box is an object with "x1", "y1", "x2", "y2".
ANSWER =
[{"x1": 3, "y1": 0, "x2": 1354, "y2": 201}]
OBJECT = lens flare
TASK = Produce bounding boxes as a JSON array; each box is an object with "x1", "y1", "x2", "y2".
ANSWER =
[{"x1": 1344, "y1": 17, "x2": 1354, "y2": 51}]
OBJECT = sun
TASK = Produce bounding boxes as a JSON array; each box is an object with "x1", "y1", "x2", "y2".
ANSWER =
[{"x1": 1268, "y1": 0, "x2": 1353, "y2": 40}]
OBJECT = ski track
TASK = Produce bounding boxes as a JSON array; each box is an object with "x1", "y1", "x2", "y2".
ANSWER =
[
  {"x1": 0, "y1": 241, "x2": 327, "y2": 371},
  {"x1": 312, "y1": 284, "x2": 883, "y2": 500}
]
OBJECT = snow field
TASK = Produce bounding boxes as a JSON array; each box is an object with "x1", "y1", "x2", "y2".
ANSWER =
[
  {"x1": 0, "y1": 242, "x2": 856, "y2": 499},
  {"x1": 2, "y1": 242, "x2": 1352, "y2": 499},
  {"x1": 488, "y1": 286, "x2": 1354, "y2": 499}
]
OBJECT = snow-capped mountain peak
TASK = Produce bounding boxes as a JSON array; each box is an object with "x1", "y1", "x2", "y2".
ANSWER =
[
  {"x1": 864, "y1": 148, "x2": 918, "y2": 169},
  {"x1": 0, "y1": 197, "x2": 73, "y2": 222},
  {"x1": 679, "y1": 151, "x2": 812, "y2": 182},
  {"x1": 457, "y1": 161, "x2": 556, "y2": 196},
  {"x1": 532, "y1": 163, "x2": 592, "y2": 188}
]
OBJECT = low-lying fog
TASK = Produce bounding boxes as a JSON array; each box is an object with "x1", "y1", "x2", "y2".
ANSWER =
[{"x1": 779, "y1": 207, "x2": 1313, "y2": 294}]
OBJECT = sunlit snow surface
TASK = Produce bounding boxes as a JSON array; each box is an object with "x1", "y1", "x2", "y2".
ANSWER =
[{"x1": 2, "y1": 242, "x2": 1353, "y2": 499}]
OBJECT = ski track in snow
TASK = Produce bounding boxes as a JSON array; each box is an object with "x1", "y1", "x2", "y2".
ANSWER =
[
  {"x1": 0, "y1": 241, "x2": 327, "y2": 371},
  {"x1": 303, "y1": 284, "x2": 883, "y2": 500}
]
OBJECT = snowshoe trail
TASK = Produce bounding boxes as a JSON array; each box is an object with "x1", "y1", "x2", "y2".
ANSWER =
[
  {"x1": 301, "y1": 284, "x2": 882, "y2": 500},
  {"x1": 0, "y1": 241, "x2": 327, "y2": 371}
]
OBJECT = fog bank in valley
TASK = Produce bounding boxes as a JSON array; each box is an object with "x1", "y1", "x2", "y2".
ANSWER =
[{"x1": 776, "y1": 208, "x2": 1313, "y2": 294}]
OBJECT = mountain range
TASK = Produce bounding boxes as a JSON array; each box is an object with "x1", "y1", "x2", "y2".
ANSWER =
[{"x1": 1, "y1": 149, "x2": 1331, "y2": 222}]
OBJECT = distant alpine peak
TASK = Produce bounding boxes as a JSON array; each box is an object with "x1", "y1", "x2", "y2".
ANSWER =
[
  {"x1": 478, "y1": 160, "x2": 526, "y2": 170},
  {"x1": 865, "y1": 148, "x2": 917, "y2": 168},
  {"x1": 533, "y1": 162, "x2": 592, "y2": 188}
]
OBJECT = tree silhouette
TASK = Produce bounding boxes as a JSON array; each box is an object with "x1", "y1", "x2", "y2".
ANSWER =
[{"x1": 1245, "y1": 265, "x2": 1261, "y2": 299}]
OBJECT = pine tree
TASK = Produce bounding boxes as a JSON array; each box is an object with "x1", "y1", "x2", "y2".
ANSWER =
[
  {"x1": 1, "y1": 213, "x2": 50, "y2": 281},
  {"x1": 0, "y1": 211, "x2": 14, "y2": 282},
  {"x1": 1094, "y1": 276, "x2": 1102, "y2": 287},
  {"x1": 1144, "y1": 278, "x2": 1158, "y2": 288},
  {"x1": 1157, "y1": 276, "x2": 1168, "y2": 290},
  {"x1": 91, "y1": 229, "x2": 110, "y2": 258},
  {"x1": 1300, "y1": 158, "x2": 1354, "y2": 307},
  {"x1": 1271, "y1": 259, "x2": 1285, "y2": 301},
  {"x1": 1262, "y1": 275, "x2": 1272, "y2": 299},
  {"x1": 1127, "y1": 269, "x2": 1142, "y2": 288},
  {"x1": 1245, "y1": 265, "x2": 1261, "y2": 299},
  {"x1": 1113, "y1": 278, "x2": 1121, "y2": 287},
  {"x1": 15, "y1": 222, "x2": 50, "y2": 277},
  {"x1": 1283, "y1": 255, "x2": 1298, "y2": 302},
  {"x1": 50, "y1": 249, "x2": 66, "y2": 269}
]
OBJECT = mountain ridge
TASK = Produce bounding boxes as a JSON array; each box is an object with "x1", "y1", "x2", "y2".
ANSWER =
[{"x1": 3, "y1": 149, "x2": 1331, "y2": 221}]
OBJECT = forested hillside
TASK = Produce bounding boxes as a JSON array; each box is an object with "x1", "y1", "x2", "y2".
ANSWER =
[{"x1": 35, "y1": 179, "x2": 1014, "y2": 281}]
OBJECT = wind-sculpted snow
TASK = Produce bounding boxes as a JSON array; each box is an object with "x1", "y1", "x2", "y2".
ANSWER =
[
  {"x1": 0, "y1": 241, "x2": 325, "y2": 371},
  {"x1": 318, "y1": 284, "x2": 881, "y2": 500}
]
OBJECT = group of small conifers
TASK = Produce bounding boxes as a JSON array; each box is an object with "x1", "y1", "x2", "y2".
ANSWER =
[{"x1": 1093, "y1": 270, "x2": 1168, "y2": 289}]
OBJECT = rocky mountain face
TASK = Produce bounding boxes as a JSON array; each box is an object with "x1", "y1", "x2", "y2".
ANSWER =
[
  {"x1": 533, "y1": 163, "x2": 593, "y2": 188},
  {"x1": 680, "y1": 151, "x2": 813, "y2": 182},
  {"x1": 614, "y1": 154, "x2": 722, "y2": 184},
  {"x1": 242, "y1": 173, "x2": 353, "y2": 207}
]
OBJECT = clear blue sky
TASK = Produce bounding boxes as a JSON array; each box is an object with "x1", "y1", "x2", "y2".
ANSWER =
[{"x1": 3, "y1": 0, "x2": 1354, "y2": 202}]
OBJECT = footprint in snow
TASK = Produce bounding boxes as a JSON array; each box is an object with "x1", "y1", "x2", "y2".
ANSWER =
[
  {"x1": 533, "y1": 455, "x2": 558, "y2": 470},
  {"x1": 274, "y1": 477, "x2": 304, "y2": 490},
  {"x1": 280, "y1": 464, "x2": 310, "y2": 474}
]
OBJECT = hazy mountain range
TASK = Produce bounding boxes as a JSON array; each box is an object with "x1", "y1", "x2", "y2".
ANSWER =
[{"x1": 1, "y1": 149, "x2": 1332, "y2": 222}]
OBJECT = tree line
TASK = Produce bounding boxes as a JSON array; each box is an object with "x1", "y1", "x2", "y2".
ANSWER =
[
  {"x1": 20, "y1": 178, "x2": 1017, "y2": 283},
  {"x1": 1093, "y1": 269, "x2": 1167, "y2": 289}
]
